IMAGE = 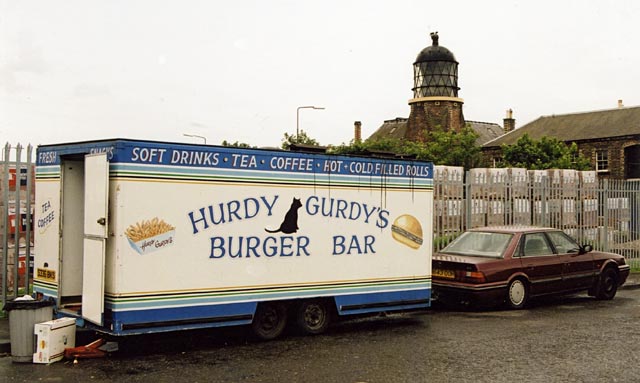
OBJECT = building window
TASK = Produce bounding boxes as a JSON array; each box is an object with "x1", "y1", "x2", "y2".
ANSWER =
[
  {"x1": 596, "y1": 149, "x2": 609, "y2": 172},
  {"x1": 492, "y1": 156, "x2": 503, "y2": 167}
]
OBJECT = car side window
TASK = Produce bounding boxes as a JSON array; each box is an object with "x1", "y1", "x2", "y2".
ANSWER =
[
  {"x1": 547, "y1": 231, "x2": 581, "y2": 254},
  {"x1": 522, "y1": 233, "x2": 553, "y2": 257}
]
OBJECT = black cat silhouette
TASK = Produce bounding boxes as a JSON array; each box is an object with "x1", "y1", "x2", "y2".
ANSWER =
[{"x1": 265, "y1": 197, "x2": 302, "y2": 234}]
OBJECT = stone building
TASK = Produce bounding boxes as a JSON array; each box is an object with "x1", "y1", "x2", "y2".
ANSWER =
[{"x1": 482, "y1": 103, "x2": 640, "y2": 179}]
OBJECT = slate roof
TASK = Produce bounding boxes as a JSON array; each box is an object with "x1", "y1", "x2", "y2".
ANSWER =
[
  {"x1": 467, "y1": 121, "x2": 505, "y2": 145},
  {"x1": 483, "y1": 105, "x2": 640, "y2": 148},
  {"x1": 367, "y1": 118, "x2": 504, "y2": 146},
  {"x1": 368, "y1": 118, "x2": 408, "y2": 141}
]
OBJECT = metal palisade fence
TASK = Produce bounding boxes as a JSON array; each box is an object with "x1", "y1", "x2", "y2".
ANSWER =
[
  {"x1": 1, "y1": 143, "x2": 35, "y2": 314},
  {"x1": 433, "y1": 166, "x2": 640, "y2": 268}
]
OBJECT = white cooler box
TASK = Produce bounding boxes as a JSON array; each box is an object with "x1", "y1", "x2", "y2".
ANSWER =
[{"x1": 33, "y1": 317, "x2": 77, "y2": 364}]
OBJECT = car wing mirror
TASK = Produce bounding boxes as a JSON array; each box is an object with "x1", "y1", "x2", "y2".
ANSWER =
[{"x1": 580, "y1": 244, "x2": 593, "y2": 254}]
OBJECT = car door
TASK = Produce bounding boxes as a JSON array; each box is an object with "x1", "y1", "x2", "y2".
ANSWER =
[
  {"x1": 520, "y1": 233, "x2": 565, "y2": 295},
  {"x1": 546, "y1": 231, "x2": 595, "y2": 290}
]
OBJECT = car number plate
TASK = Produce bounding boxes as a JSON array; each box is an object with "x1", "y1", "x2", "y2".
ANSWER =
[{"x1": 433, "y1": 268, "x2": 455, "y2": 279}]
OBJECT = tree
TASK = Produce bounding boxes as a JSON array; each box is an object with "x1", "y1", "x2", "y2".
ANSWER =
[
  {"x1": 330, "y1": 137, "x2": 405, "y2": 156},
  {"x1": 499, "y1": 134, "x2": 591, "y2": 170},
  {"x1": 281, "y1": 130, "x2": 320, "y2": 150},
  {"x1": 421, "y1": 126, "x2": 484, "y2": 169},
  {"x1": 221, "y1": 140, "x2": 253, "y2": 148},
  {"x1": 329, "y1": 125, "x2": 484, "y2": 170}
]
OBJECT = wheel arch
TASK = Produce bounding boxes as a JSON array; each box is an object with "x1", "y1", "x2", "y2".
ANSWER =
[
  {"x1": 599, "y1": 260, "x2": 621, "y2": 275},
  {"x1": 291, "y1": 297, "x2": 338, "y2": 314},
  {"x1": 507, "y1": 272, "x2": 531, "y2": 287}
]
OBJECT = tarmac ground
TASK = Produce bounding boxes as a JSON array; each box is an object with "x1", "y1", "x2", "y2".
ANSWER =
[{"x1": 1, "y1": 273, "x2": 639, "y2": 358}]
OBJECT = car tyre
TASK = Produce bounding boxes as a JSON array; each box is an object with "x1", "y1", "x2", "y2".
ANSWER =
[
  {"x1": 252, "y1": 302, "x2": 287, "y2": 340},
  {"x1": 296, "y1": 299, "x2": 331, "y2": 335},
  {"x1": 506, "y1": 278, "x2": 528, "y2": 309},
  {"x1": 595, "y1": 267, "x2": 618, "y2": 300}
]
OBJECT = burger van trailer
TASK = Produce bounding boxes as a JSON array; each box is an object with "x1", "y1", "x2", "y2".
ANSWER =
[{"x1": 34, "y1": 139, "x2": 433, "y2": 338}]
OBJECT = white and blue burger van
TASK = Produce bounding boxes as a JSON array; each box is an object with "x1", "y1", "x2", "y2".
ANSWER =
[{"x1": 34, "y1": 139, "x2": 433, "y2": 338}]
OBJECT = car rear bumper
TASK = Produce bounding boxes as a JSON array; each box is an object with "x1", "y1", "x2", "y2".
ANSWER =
[{"x1": 432, "y1": 281, "x2": 508, "y2": 307}]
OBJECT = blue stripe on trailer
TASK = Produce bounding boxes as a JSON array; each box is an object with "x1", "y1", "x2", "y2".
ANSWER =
[
  {"x1": 107, "y1": 301, "x2": 258, "y2": 334},
  {"x1": 335, "y1": 289, "x2": 431, "y2": 315}
]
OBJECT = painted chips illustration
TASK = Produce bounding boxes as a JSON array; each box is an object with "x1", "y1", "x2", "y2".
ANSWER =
[{"x1": 125, "y1": 218, "x2": 175, "y2": 242}]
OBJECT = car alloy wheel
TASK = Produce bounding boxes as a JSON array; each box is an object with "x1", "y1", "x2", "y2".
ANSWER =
[{"x1": 507, "y1": 278, "x2": 527, "y2": 309}]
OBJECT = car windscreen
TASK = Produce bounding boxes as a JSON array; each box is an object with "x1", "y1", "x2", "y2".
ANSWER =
[{"x1": 441, "y1": 231, "x2": 513, "y2": 258}]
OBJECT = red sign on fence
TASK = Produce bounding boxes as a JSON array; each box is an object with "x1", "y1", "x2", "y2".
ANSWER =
[
  {"x1": 8, "y1": 167, "x2": 29, "y2": 188},
  {"x1": 7, "y1": 213, "x2": 33, "y2": 234}
]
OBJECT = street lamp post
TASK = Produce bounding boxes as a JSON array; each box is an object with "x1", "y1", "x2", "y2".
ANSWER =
[
  {"x1": 183, "y1": 133, "x2": 207, "y2": 144},
  {"x1": 296, "y1": 106, "x2": 325, "y2": 144}
]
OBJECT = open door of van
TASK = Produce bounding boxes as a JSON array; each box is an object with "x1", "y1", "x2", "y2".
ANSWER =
[{"x1": 81, "y1": 153, "x2": 109, "y2": 326}]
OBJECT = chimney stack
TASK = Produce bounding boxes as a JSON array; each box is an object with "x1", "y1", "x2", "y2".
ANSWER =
[
  {"x1": 503, "y1": 109, "x2": 515, "y2": 133},
  {"x1": 354, "y1": 121, "x2": 362, "y2": 143},
  {"x1": 618, "y1": 99, "x2": 624, "y2": 108}
]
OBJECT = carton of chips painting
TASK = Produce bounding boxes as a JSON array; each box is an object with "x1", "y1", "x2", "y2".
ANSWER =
[{"x1": 125, "y1": 218, "x2": 175, "y2": 255}]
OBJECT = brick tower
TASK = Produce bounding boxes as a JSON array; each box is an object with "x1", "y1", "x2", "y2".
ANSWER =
[{"x1": 406, "y1": 32, "x2": 465, "y2": 141}]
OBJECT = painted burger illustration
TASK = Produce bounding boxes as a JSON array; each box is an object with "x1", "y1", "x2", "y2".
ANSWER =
[{"x1": 391, "y1": 214, "x2": 423, "y2": 249}]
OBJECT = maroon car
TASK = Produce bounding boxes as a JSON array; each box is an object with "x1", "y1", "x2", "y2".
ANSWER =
[{"x1": 432, "y1": 226, "x2": 630, "y2": 309}]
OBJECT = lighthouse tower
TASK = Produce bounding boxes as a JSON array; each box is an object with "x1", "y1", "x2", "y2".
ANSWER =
[{"x1": 406, "y1": 32, "x2": 465, "y2": 141}]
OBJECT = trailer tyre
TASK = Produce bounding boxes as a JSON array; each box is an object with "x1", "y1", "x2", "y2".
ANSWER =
[
  {"x1": 296, "y1": 300, "x2": 331, "y2": 335},
  {"x1": 252, "y1": 302, "x2": 287, "y2": 340}
]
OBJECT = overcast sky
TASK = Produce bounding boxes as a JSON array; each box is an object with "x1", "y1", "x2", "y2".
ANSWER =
[{"x1": 1, "y1": 0, "x2": 638, "y2": 150}]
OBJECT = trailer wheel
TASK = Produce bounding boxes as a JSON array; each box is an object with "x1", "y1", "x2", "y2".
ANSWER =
[
  {"x1": 296, "y1": 299, "x2": 330, "y2": 335},
  {"x1": 252, "y1": 302, "x2": 287, "y2": 340}
]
